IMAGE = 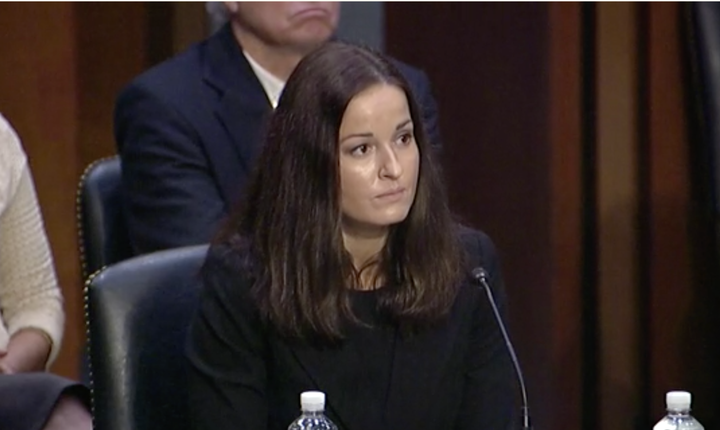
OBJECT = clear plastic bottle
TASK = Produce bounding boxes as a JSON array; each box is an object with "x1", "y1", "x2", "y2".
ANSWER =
[
  {"x1": 287, "y1": 391, "x2": 338, "y2": 430},
  {"x1": 653, "y1": 391, "x2": 704, "y2": 430}
]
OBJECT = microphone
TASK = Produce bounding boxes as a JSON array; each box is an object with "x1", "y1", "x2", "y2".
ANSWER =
[{"x1": 470, "y1": 267, "x2": 532, "y2": 430}]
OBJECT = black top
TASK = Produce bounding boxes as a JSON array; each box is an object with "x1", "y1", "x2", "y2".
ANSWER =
[
  {"x1": 186, "y1": 227, "x2": 518, "y2": 430},
  {"x1": 345, "y1": 289, "x2": 395, "y2": 429}
]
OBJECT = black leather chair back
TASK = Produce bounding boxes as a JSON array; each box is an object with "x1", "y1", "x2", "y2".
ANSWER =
[
  {"x1": 688, "y1": 3, "x2": 720, "y2": 214},
  {"x1": 86, "y1": 245, "x2": 208, "y2": 430},
  {"x1": 77, "y1": 156, "x2": 133, "y2": 279}
]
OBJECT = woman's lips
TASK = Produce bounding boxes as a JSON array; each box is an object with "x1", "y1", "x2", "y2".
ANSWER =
[{"x1": 376, "y1": 188, "x2": 406, "y2": 201}]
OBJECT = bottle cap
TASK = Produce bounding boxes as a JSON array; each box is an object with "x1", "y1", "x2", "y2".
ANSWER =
[
  {"x1": 300, "y1": 391, "x2": 326, "y2": 412},
  {"x1": 666, "y1": 391, "x2": 692, "y2": 411}
]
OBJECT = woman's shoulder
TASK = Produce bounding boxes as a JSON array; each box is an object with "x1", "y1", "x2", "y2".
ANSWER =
[
  {"x1": 453, "y1": 224, "x2": 505, "y2": 301},
  {"x1": 200, "y1": 235, "x2": 262, "y2": 313},
  {"x1": 455, "y1": 224, "x2": 499, "y2": 267},
  {"x1": 206, "y1": 234, "x2": 252, "y2": 267},
  {"x1": 0, "y1": 114, "x2": 27, "y2": 165},
  {"x1": 202, "y1": 235, "x2": 259, "y2": 294},
  {"x1": 453, "y1": 224, "x2": 507, "y2": 315},
  {"x1": 0, "y1": 114, "x2": 28, "y2": 202}
]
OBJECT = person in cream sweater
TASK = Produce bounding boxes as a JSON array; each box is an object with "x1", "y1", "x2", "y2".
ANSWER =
[
  {"x1": 0, "y1": 113, "x2": 90, "y2": 430},
  {"x1": 0, "y1": 114, "x2": 63, "y2": 373}
]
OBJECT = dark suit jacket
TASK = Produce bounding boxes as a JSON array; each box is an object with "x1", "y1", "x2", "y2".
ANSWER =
[
  {"x1": 185, "y1": 227, "x2": 517, "y2": 430},
  {"x1": 114, "y1": 24, "x2": 443, "y2": 255}
]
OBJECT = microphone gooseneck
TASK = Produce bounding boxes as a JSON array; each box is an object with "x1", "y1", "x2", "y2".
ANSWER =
[{"x1": 471, "y1": 267, "x2": 532, "y2": 430}]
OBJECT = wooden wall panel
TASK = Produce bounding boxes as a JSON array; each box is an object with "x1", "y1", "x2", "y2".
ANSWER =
[
  {"x1": 549, "y1": 4, "x2": 584, "y2": 430},
  {"x1": 644, "y1": 3, "x2": 718, "y2": 426},
  {"x1": 596, "y1": 4, "x2": 642, "y2": 430},
  {"x1": 592, "y1": 3, "x2": 717, "y2": 427},
  {"x1": 75, "y1": 3, "x2": 148, "y2": 172},
  {"x1": 172, "y1": 2, "x2": 208, "y2": 55}
]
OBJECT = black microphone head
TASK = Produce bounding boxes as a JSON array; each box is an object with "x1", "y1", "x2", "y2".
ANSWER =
[{"x1": 470, "y1": 267, "x2": 488, "y2": 282}]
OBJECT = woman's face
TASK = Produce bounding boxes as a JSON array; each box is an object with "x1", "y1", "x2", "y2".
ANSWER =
[{"x1": 338, "y1": 83, "x2": 420, "y2": 235}]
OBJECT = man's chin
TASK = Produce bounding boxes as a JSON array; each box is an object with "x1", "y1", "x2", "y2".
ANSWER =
[{"x1": 287, "y1": 27, "x2": 335, "y2": 49}]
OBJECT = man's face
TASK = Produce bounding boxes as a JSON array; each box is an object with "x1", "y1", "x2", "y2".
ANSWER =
[{"x1": 228, "y1": 2, "x2": 340, "y2": 52}]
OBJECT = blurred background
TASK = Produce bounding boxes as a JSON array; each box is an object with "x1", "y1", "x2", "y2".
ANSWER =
[{"x1": 0, "y1": 3, "x2": 717, "y2": 430}]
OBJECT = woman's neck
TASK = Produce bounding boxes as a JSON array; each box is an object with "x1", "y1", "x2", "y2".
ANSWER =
[{"x1": 342, "y1": 224, "x2": 388, "y2": 290}]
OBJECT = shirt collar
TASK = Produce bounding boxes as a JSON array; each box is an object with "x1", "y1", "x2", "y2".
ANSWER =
[{"x1": 243, "y1": 50, "x2": 285, "y2": 109}]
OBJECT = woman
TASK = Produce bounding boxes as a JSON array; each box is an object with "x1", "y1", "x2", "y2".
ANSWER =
[
  {"x1": 187, "y1": 42, "x2": 516, "y2": 430},
  {"x1": 0, "y1": 114, "x2": 91, "y2": 430}
]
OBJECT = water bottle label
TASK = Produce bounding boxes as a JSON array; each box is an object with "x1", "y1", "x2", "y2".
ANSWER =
[{"x1": 653, "y1": 419, "x2": 704, "y2": 430}]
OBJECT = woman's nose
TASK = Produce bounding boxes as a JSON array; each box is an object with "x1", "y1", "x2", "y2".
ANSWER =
[{"x1": 379, "y1": 146, "x2": 403, "y2": 179}]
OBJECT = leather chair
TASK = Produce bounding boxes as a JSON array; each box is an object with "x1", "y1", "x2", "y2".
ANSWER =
[
  {"x1": 85, "y1": 244, "x2": 208, "y2": 430},
  {"x1": 686, "y1": 3, "x2": 720, "y2": 269},
  {"x1": 77, "y1": 156, "x2": 133, "y2": 280},
  {"x1": 687, "y1": 3, "x2": 720, "y2": 212}
]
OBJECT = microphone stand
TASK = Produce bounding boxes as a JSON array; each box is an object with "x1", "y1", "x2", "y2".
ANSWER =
[{"x1": 471, "y1": 267, "x2": 532, "y2": 430}]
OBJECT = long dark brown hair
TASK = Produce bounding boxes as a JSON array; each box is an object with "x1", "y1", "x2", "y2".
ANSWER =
[{"x1": 222, "y1": 42, "x2": 463, "y2": 340}]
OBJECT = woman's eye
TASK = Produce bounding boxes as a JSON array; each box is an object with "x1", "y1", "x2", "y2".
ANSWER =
[
  {"x1": 398, "y1": 132, "x2": 413, "y2": 145},
  {"x1": 351, "y1": 144, "x2": 369, "y2": 156}
]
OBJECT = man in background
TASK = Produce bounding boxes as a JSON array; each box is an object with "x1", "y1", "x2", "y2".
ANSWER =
[{"x1": 115, "y1": 2, "x2": 442, "y2": 254}]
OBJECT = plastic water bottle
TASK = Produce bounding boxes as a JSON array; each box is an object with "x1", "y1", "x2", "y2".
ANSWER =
[
  {"x1": 653, "y1": 391, "x2": 704, "y2": 430},
  {"x1": 287, "y1": 391, "x2": 338, "y2": 430}
]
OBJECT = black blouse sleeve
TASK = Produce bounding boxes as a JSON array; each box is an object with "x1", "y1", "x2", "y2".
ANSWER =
[
  {"x1": 456, "y1": 229, "x2": 519, "y2": 430},
  {"x1": 185, "y1": 243, "x2": 269, "y2": 430}
]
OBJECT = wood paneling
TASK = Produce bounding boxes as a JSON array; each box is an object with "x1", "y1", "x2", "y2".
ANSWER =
[
  {"x1": 595, "y1": 4, "x2": 642, "y2": 430},
  {"x1": 643, "y1": 3, "x2": 718, "y2": 426},
  {"x1": 549, "y1": 4, "x2": 585, "y2": 430},
  {"x1": 172, "y1": 2, "x2": 208, "y2": 55},
  {"x1": 75, "y1": 3, "x2": 148, "y2": 172}
]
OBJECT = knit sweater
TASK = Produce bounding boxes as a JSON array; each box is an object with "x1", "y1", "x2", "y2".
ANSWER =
[{"x1": 0, "y1": 114, "x2": 64, "y2": 367}]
